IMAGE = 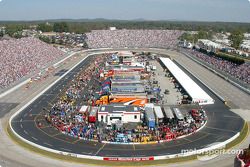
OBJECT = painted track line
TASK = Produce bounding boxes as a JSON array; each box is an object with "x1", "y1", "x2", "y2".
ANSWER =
[
  {"x1": 95, "y1": 143, "x2": 106, "y2": 156},
  {"x1": 44, "y1": 142, "x2": 53, "y2": 147}
]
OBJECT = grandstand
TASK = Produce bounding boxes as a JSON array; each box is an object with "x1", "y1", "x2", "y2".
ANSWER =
[
  {"x1": 86, "y1": 29, "x2": 183, "y2": 49},
  {"x1": 0, "y1": 37, "x2": 65, "y2": 89}
]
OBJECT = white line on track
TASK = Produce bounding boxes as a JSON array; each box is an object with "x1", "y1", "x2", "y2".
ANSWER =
[
  {"x1": 20, "y1": 124, "x2": 23, "y2": 129},
  {"x1": 223, "y1": 115, "x2": 240, "y2": 119},
  {"x1": 94, "y1": 143, "x2": 106, "y2": 156},
  {"x1": 60, "y1": 148, "x2": 72, "y2": 152},
  {"x1": 44, "y1": 142, "x2": 52, "y2": 147},
  {"x1": 206, "y1": 126, "x2": 237, "y2": 133},
  {"x1": 23, "y1": 130, "x2": 28, "y2": 135},
  {"x1": 104, "y1": 155, "x2": 119, "y2": 157},
  {"x1": 31, "y1": 136, "x2": 38, "y2": 141},
  {"x1": 43, "y1": 94, "x2": 56, "y2": 96},
  {"x1": 81, "y1": 152, "x2": 93, "y2": 155}
]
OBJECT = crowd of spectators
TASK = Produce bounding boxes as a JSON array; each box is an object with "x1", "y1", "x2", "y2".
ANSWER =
[
  {"x1": 45, "y1": 55, "x2": 107, "y2": 141},
  {"x1": 0, "y1": 37, "x2": 65, "y2": 89},
  {"x1": 45, "y1": 52, "x2": 207, "y2": 143},
  {"x1": 86, "y1": 30, "x2": 183, "y2": 49},
  {"x1": 41, "y1": 33, "x2": 87, "y2": 47},
  {"x1": 102, "y1": 115, "x2": 205, "y2": 143},
  {"x1": 103, "y1": 108, "x2": 206, "y2": 143},
  {"x1": 47, "y1": 103, "x2": 206, "y2": 143},
  {"x1": 186, "y1": 49, "x2": 250, "y2": 84}
]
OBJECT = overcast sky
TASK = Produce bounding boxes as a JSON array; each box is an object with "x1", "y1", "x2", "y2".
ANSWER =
[{"x1": 0, "y1": 0, "x2": 250, "y2": 22}]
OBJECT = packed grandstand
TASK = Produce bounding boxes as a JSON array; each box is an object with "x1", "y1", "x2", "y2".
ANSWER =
[
  {"x1": 85, "y1": 30, "x2": 183, "y2": 49},
  {"x1": 0, "y1": 30, "x2": 183, "y2": 89},
  {"x1": 0, "y1": 37, "x2": 64, "y2": 89},
  {"x1": 184, "y1": 49, "x2": 250, "y2": 84},
  {"x1": 1, "y1": 27, "x2": 248, "y2": 167},
  {"x1": 0, "y1": 29, "x2": 249, "y2": 91}
]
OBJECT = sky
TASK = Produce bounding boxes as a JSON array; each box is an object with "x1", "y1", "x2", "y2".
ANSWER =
[{"x1": 0, "y1": 0, "x2": 250, "y2": 22}]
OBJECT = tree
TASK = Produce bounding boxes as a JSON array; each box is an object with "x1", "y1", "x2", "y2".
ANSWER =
[
  {"x1": 0, "y1": 30, "x2": 3, "y2": 37},
  {"x1": 229, "y1": 30, "x2": 244, "y2": 49},
  {"x1": 53, "y1": 22, "x2": 69, "y2": 33},
  {"x1": 39, "y1": 36, "x2": 51, "y2": 43},
  {"x1": 179, "y1": 33, "x2": 192, "y2": 41},
  {"x1": 37, "y1": 23, "x2": 53, "y2": 32},
  {"x1": 5, "y1": 24, "x2": 24, "y2": 37}
]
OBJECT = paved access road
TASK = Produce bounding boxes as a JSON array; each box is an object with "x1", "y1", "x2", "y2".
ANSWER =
[{"x1": 10, "y1": 50, "x2": 244, "y2": 158}]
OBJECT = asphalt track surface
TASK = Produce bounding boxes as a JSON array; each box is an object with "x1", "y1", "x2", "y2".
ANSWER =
[{"x1": 10, "y1": 51, "x2": 244, "y2": 157}]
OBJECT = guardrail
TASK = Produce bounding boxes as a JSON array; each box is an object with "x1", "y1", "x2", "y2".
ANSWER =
[{"x1": 8, "y1": 49, "x2": 242, "y2": 162}]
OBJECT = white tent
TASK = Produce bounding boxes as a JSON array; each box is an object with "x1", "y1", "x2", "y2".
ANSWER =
[
  {"x1": 160, "y1": 57, "x2": 214, "y2": 105},
  {"x1": 154, "y1": 106, "x2": 164, "y2": 119}
]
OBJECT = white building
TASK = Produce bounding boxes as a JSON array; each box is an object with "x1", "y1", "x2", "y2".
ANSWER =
[
  {"x1": 241, "y1": 40, "x2": 250, "y2": 54},
  {"x1": 179, "y1": 40, "x2": 193, "y2": 49},
  {"x1": 109, "y1": 27, "x2": 117, "y2": 31},
  {"x1": 214, "y1": 39, "x2": 231, "y2": 46},
  {"x1": 244, "y1": 33, "x2": 250, "y2": 40},
  {"x1": 98, "y1": 105, "x2": 141, "y2": 125},
  {"x1": 198, "y1": 39, "x2": 223, "y2": 53}
]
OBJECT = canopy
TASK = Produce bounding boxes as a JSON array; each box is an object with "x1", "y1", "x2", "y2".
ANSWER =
[{"x1": 159, "y1": 57, "x2": 214, "y2": 105}]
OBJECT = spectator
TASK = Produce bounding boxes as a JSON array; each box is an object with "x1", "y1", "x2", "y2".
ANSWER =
[
  {"x1": 0, "y1": 37, "x2": 65, "y2": 89},
  {"x1": 86, "y1": 29, "x2": 183, "y2": 49},
  {"x1": 185, "y1": 49, "x2": 250, "y2": 84}
]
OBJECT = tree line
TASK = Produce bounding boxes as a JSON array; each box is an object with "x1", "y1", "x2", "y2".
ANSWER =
[
  {"x1": 0, "y1": 20, "x2": 247, "y2": 49},
  {"x1": 37, "y1": 22, "x2": 69, "y2": 33},
  {"x1": 1, "y1": 20, "x2": 250, "y2": 33},
  {"x1": 199, "y1": 48, "x2": 245, "y2": 65}
]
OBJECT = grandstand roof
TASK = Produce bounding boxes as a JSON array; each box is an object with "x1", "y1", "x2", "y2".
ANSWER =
[{"x1": 159, "y1": 57, "x2": 214, "y2": 105}]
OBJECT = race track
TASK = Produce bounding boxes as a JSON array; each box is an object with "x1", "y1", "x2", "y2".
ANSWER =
[{"x1": 9, "y1": 50, "x2": 245, "y2": 158}]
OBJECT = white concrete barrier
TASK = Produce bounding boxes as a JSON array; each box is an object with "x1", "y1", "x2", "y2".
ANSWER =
[{"x1": 154, "y1": 132, "x2": 240, "y2": 160}]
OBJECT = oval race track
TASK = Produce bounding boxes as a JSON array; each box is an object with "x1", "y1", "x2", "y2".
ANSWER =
[{"x1": 10, "y1": 50, "x2": 244, "y2": 158}]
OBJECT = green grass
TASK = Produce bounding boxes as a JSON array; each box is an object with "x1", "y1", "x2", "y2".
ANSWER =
[
  {"x1": 6, "y1": 122, "x2": 249, "y2": 166},
  {"x1": 225, "y1": 122, "x2": 249, "y2": 149}
]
